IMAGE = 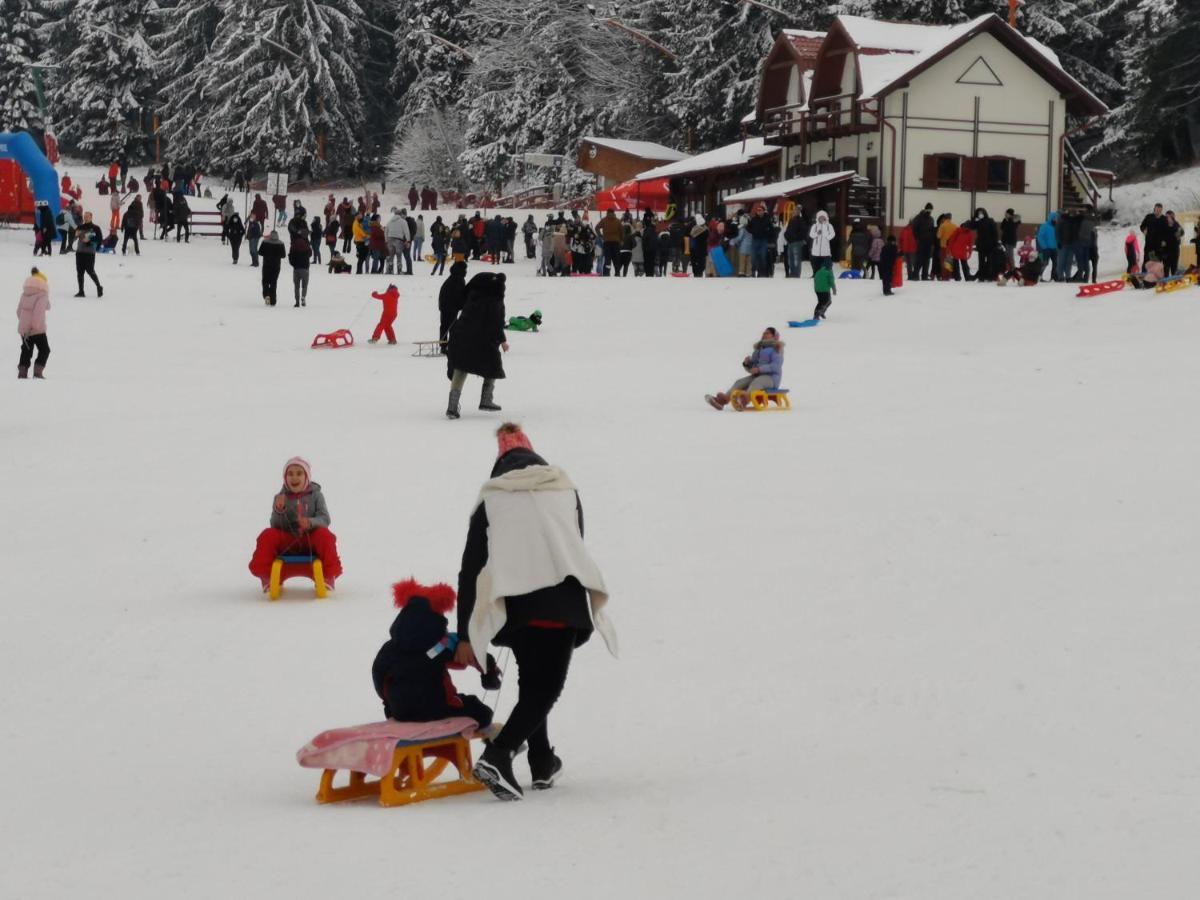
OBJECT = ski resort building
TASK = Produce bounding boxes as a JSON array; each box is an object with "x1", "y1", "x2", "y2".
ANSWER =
[{"x1": 751, "y1": 13, "x2": 1111, "y2": 232}]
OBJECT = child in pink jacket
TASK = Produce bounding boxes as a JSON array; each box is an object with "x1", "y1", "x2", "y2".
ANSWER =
[{"x1": 17, "y1": 267, "x2": 50, "y2": 379}]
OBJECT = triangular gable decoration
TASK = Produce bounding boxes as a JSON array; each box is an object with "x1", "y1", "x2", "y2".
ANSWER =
[{"x1": 956, "y1": 56, "x2": 1003, "y2": 86}]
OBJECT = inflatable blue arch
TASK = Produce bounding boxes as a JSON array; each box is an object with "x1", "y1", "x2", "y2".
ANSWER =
[{"x1": 0, "y1": 131, "x2": 60, "y2": 214}]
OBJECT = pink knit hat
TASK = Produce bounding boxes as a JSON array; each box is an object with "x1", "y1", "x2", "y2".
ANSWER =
[
  {"x1": 283, "y1": 456, "x2": 311, "y2": 488},
  {"x1": 496, "y1": 426, "x2": 533, "y2": 459}
]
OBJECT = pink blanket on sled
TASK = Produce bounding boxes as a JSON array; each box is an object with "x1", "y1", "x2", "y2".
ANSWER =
[{"x1": 296, "y1": 719, "x2": 480, "y2": 777}]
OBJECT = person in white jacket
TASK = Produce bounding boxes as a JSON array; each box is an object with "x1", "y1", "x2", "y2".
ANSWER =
[
  {"x1": 454, "y1": 423, "x2": 616, "y2": 800},
  {"x1": 808, "y1": 211, "x2": 836, "y2": 275}
]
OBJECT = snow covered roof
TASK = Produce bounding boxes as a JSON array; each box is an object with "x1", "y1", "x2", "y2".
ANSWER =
[
  {"x1": 838, "y1": 15, "x2": 977, "y2": 53},
  {"x1": 722, "y1": 171, "x2": 857, "y2": 204},
  {"x1": 780, "y1": 30, "x2": 825, "y2": 68},
  {"x1": 581, "y1": 137, "x2": 688, "y2": 162},
  {"x1": 633, "y1": 138, "x2": 778, "y2": 181},
  {"x1": 829, "y1": 13, "x2": 1107, "y2": 115}
]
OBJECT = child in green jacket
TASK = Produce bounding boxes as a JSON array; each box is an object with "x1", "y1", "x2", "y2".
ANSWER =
[{"x1": 813, "y1": 266, "x2": 837, "y2": 320}]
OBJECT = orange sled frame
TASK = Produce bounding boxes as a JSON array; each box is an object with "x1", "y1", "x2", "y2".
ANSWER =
[{"x1": 315, "y1": 733, "x2": 485, "y2": 807}]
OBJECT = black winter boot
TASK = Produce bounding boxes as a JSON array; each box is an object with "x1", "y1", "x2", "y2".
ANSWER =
[
  {"x1": 473, "y1": 744, "x2": 523, "y2": 801},
  {"x1": 479, "y1": 380, "x2": 501, "y2": 411},
  {"x1": 529, "y1": 749, "x2": 563, "y2": 790},
  {"x1": 18, "y1": 366, "x2": 29, "y2": 379},
  {"x1": 446, "y1": 388, "x2": 461, "y2": 420},
  {"x1": 33, "y1": 365, "x2": 45, "y2": 379}
]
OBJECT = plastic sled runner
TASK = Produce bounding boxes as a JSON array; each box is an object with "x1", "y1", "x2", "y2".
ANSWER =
[
  {"x1": 730, "y1": 388, "x2": 791, "y2": 411},
  {"x1": 297, "y1": 719, "x2": 487, "y2": 807},
  {"x1": 311, "y1": 329, "x2": 354, "y2": 349},
  {"x1": 268, "y1": 554, "x2": 328, "y2": 600}
]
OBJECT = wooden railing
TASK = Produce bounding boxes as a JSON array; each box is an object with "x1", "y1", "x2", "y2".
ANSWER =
[{"x1": 763, "y1": 94, "x2": 880, "y2": 145}]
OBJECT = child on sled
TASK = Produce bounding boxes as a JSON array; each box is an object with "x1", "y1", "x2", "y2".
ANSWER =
[
  {"x1": 248, "y1": 456, "x2": 342, "y2": 590},
  {"x1": 705, "y1": 327, "x2": 784, "y2": 410},
  {"x1": 372, "y1": 578, "x2": 500, "y2": 727}
]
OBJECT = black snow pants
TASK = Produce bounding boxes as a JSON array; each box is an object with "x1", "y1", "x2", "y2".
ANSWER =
[{"x1": 492, "y1": 627, "x2": 576, "y2": 760}]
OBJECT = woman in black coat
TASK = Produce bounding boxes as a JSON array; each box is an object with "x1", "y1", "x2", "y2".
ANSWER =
[
  {"x1": 226, "y1": 212, "x2": 246, "y2": 264},
  {"x1": 445, "y1": 272, "x2": 507, "y2": 419},
  {"x1": 258, "y1": 230, "x2": 286, "y2": 306}
]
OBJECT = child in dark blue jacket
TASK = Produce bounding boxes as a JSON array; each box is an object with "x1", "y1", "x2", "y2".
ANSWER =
[{"x1": 372, "y1": 578, "x2": 498, "y2": 726}]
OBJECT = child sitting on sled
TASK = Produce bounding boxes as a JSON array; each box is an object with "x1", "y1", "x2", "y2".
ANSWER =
[
  {"x1": 704, "y1": 327, "x2": 784, "y2": 411},
  {"x1": 248, "y1": 456, "x2": 343, "y2": 590},
  {"x1": 505, "y1": 309, "x2": 542, "y2": 332},
  {"x1": 372, "y1": 578, "x2": 500, "y2": 727}
]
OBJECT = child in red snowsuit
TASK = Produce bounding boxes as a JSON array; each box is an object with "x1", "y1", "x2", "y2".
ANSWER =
[
  {"x1": 369, "y1": 284, "x2": 399, "y2": 344},
  {"x1": 248, "y1": 456, "x2": 343, "y2": 590}
]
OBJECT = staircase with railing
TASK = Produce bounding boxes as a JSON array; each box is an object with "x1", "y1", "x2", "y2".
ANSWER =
[{"x1": 1063, "y1": 139, "x2": 1114, "y2": 211}]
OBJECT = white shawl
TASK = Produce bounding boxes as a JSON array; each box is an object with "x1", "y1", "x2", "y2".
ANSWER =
[{"x1": 468, "y1": 465, "x2": 618, "y2": 658}]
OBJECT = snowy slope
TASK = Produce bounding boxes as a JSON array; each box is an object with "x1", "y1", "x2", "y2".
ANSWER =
[
  {"x1": 1109, "y1": 164, "x2": 1200, "y2": 226},
  {"x1": 2, "y1": 171, "x2": 1199, "y2": 899}
]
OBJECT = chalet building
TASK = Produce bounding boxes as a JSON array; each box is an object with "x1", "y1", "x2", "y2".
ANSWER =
[
  {"x1": 577, "y1": 137, "x2": 689, "y2": 190},
  {"x1": 753, "y1": 13, "x2": 1111, "y2": 232}
]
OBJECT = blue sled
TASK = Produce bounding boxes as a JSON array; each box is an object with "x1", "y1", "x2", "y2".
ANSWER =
[
  {"x1": 788, "y1": 319, "x2": 820, "y2": 328},
  {"x1": 838, "y1": 269, "x2": 862, "y2": 279},
  {"x1": 710, "y1": 246, "x2": 734, "y2": 277}
]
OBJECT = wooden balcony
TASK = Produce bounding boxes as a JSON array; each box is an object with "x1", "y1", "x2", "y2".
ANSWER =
[{"x1": 762, "y1": 94, "x2": 880, "y2": 147}]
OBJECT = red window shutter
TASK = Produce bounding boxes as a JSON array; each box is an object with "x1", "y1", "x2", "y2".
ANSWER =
[
  {"x1": 960, "y1": 156, "x2": 976, "y2": 191},
  {"x1": 1011, "y1": 158, "x2": 1026, "y2": 194},
  {"x1": 922, "y1": 154, "x2": 937, "y2": 189}
]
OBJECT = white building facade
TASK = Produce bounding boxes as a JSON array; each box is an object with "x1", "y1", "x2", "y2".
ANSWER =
[{"x1": 756, "y1": 15, "x2": 1109, "y2": 233}]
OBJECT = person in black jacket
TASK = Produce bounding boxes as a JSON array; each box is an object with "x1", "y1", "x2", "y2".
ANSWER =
[
  {"x1": 372, "y1": 578, "x2": 496, "y2": 726},
  {"x1": 454, "y1": 423, "x2": 615, "y2": 799},
  {"x1": 910, "y1": 204, "x2": 936, "y2": 280},
  {"x1": 174, "y1": 193, "x2": 191, "y2": 242},
  {"x1": 310, "y1": 216, "x2": 323, "y2": 265},
  {"x1": 73, "y1": 212, "x2": 104, "y2": 297},
  {"x1": 226, "y1": 212, "x2": 245, "y2": 264},
  {"x1": 971, "y1": 208, "x2": 998, "y2": 281},
  {"x1": 445, "y1": 271, "x2": 507, "y2": 418},
  {"x1": 258, "y1": 230, "x2": 286, "y2": 306},
  {"x1": 879, "y1": 233, "x2": 899, "y2": 296},
  {"x1": 1000, "y1": 209, "x2": 1020, "y2": 271},
  {"x1": 438, "y1": 260, "x2": 468, "y2": 349}
]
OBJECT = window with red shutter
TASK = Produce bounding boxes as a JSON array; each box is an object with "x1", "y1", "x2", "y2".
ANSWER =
[
  {"x1": 1011, "y1": 158, "x2": 1026, "y2": 193},
  {"x1": 922, "y1": 154, "x2": 938, "y2": 189}
]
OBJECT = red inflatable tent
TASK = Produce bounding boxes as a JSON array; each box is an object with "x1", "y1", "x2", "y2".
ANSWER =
[
  {"x1": 0, "y1": 159, "x2": 36, "y2": 224},
  {"x1": 594, "y1": 178, "x2": 671, "y2": 213}
]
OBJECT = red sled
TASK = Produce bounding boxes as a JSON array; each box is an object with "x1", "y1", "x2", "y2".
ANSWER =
[
  {"x1": 311, "y1": 329, "x2": 354, "y2": 349},
  {"x1": 1076, "y1": 280, "x2": 1124, "y2": 298},
  {"x1": 671, "y1": 272, "x2": 690, "y2": 278}
]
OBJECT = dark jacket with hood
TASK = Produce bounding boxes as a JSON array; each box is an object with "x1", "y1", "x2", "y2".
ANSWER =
[
  {"x1": 455, "y1": 447, "x2": 594, "y2": 648},
  {"x1": 372, "y1": 589, "x2": 493, "y2": 725},
  {"x1": 446, "y1": 272, "x2": 506, "y2": 380},
  {"x1": 439, "y1": 260, "x2": 468, "y2": 315},
  {"x1": 259, "y1": 232, "x2": 286, "y2": 276}
]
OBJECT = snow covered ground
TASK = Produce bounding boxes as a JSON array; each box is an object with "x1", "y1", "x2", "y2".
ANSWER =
[{"x1": 3, "y1": 171, "x2": 1199, "y2": 899}]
